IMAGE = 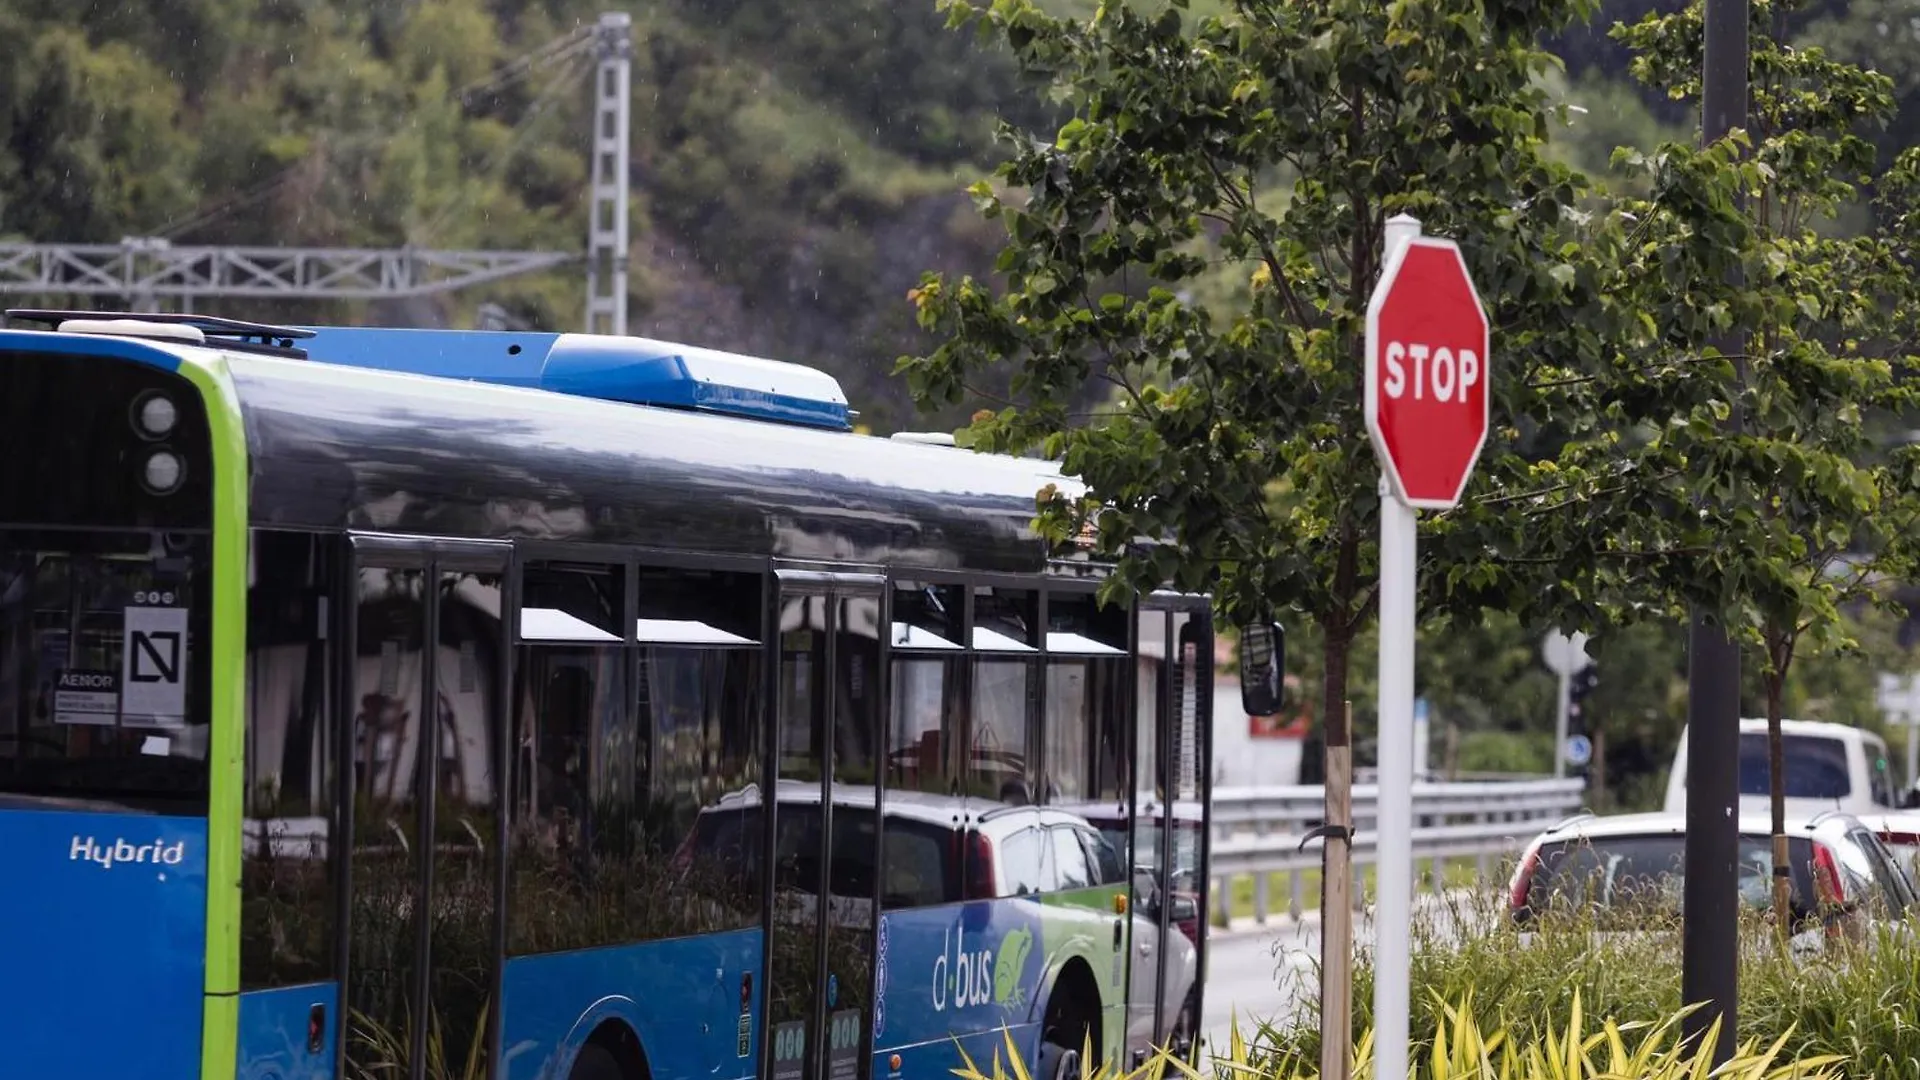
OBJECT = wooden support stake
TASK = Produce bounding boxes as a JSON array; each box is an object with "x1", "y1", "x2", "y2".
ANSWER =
[{"x1": 1320, "y1": 700, "x2": 1354, "y2": 1080}]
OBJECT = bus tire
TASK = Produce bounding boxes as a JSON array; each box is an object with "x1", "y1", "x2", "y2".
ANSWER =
[
  {"x1": 1036, "y1": 1039, "x2": 1081, "y2": 1080},
  {"x1": 1039, "y1": 961, "x2": 1099, "y2": 1080}
]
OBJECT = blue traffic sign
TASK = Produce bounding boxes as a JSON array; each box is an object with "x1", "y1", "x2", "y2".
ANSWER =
[{"x1": 1566, "y1": 734, "x2": 1593, "y2": 768}]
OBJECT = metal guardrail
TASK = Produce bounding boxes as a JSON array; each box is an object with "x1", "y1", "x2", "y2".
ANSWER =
[{"x1": 1208, "y1": 777, "x2": 1587, "y2": 924}]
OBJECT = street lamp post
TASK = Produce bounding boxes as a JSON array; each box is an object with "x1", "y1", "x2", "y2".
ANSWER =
[{"x1": 1682, "y1": 0, "x2": 1749, "y2": 1062}]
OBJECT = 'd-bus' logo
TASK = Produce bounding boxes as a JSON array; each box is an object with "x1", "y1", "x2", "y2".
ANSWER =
[
  {"x1": 931, "y1": 925, "x2": 993, "y2": 1011},
  {"x1": 69, "y1": 835, "x2": 186, "y2": 869},
  {"x1": 931, "y1": 924, "x2": 1033, "y2": 1011}
]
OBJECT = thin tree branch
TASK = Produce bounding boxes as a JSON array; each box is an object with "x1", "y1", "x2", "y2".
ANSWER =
[{"x1": 1526, "y1": 353, "x2": 1752, "y2": 391}]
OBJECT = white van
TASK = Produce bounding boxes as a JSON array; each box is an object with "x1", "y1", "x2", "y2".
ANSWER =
[{"x1": 1664, "y1": 718, "x2": 1899, "y2": 818}]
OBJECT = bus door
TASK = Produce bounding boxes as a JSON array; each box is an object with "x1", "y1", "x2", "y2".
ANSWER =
[
  {"x1": 339, "y1": 535, "x2": 510, "y2": 1080},
  {"x1": 766, "y1": 570, "x2": 886, "y2": 1080},
  {"x1": 1128, "y1": 595, "x2": 1211, "y2": 1064}
]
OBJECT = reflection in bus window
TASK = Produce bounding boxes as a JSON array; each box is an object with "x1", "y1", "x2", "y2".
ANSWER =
[
  {"x1": 240, "y1": 530, "x2": 336, "y2": 992},
  {"x1": 972, "y1": 587, "x2": 1037, "y2": 804},
  {"x1": 428, "y1": 568, "x2": 504, "y2": 1077},
  {"x1": 1051, "y1": 826, "x2": 1093, "y2": 890},
  {"x1": 1040, "y1": 657, "x2": 1127, "y2": 808},
  {"x1": 507, "y1": 564, "x2": 766, "y2": 954},
  {"x1": 1045, "y1": 590, "x2": 1129, "y2": 807},
  {"x1": 345, "y1": 566, "x2": 428, "y2": 1079},
  {"x1": 889, "y1": 656, "x2": 956, "y2": 798},
  {"x1": 1000, "y1": 826, "x2": 1048, "y2": 896},
  {"x1": 1045, "y1": 662, "x2": 1088, "y2": 801},
  {"x1": 1078, "y1": 826, "x2": 1124, "y2": 886},
  {"x1": 974, "y1": 660, "x2": 1032, "y2": 803},
  {"x1": 832, "y1": 593, "x2": 881, "y2": 1080},
  {"x1": 1134, "y1": 626, "x2": 1161, "y2": 806},
  {"x1": 641, "y1": 645, "x2": 763, "y2": 918},
  {"x1": 0, "y1": 530, "x2": 211, "y2": 809},
  {"x1": 886, "y1": 581, "x2": 966, "y2": 911},
  {"x1": 881, "y1": 816, "x2": 955, "y2": 908}
]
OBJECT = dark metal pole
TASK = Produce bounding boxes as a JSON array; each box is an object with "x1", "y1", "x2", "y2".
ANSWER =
[{"x1": 1683, "y1": 0, "x2": 1748, "y2": 1064}]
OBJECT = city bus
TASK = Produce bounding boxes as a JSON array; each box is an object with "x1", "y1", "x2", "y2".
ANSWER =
[{"x1": 0, "y1": 309, "x2": 1224, "y2": 1080}]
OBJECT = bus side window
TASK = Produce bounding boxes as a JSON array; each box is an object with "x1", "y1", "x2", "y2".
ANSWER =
[
  {"x1": 508, "y1": 561, "x2": 627, "y2": 955},
  {"x1": 240, "y1": 530, "x2": 339, "y2": 992},
  {"x1": 1042, "y1": 590, "x2": 1129, "y2": 806},
  {"x1": 633, "y1": 565, "x2": 765, "y2": 934}
]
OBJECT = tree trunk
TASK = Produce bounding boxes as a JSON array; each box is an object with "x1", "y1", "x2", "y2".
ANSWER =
[
  {"x1": 1767, "y1": 661, "x2": 1789, "y2": 944},
  {"x1": 1323, "y1": 624, "x2": 1351, "y2": 759}
]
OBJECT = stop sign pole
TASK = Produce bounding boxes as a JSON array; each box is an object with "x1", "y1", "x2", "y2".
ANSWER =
[{"x1": 1364, "y1": 213, "x2": 1490, "y2": 1080}]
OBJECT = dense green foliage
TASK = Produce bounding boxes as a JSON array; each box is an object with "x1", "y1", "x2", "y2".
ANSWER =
[
  {"x1": 895, "y1": 0, "x2": 1920, "y2": 811},
  {"x1": 0, "y1": 0, "x2": 1074, "y2": 430}
]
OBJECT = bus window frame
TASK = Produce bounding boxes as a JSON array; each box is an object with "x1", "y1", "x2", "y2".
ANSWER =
[
  {"x1": 768, "y1": 564, "x2": 888, "y2": 1080},
  {"x1": 1134, "y1": 589, "x2": 1212, "y2": 1057},
  {"x1": 338, "y1": 531, "x2": 512, "y2": 1080}
]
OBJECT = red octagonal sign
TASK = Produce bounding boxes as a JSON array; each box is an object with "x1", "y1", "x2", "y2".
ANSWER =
[{"x1": 1364, "y1": 235, "x2": 1491, "y2": 510}]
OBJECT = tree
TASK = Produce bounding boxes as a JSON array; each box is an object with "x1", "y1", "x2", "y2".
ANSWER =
[
  {"x1": 1608, "y1": 0, "x2": 1920, "y2": 933},
  {"x1": 898, "y1": 0, "x2": 1634, "y2": 779}
]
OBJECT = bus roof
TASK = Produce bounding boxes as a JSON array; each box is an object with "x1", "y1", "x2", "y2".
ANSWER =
[
  {"x1": 224, "y1": 351, "x2": 1077, "y2": 573},
  {"x1": 1, "y1": 319, "x2": 1099, "y2": 576}
]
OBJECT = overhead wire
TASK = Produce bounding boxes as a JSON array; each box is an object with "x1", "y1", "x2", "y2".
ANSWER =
[
  {"x1": 447, "y1": 26, "x2": 596, "y2": 108},
  {"x1": 412, "y1": 47, "x2": 596, "y2": 249},
  {"x1": 149, "y1": 26, "x2": 597, "y2": 243}
]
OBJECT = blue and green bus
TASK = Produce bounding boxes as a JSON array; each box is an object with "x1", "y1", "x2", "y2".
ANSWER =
[{"x1": 0, "y1": 310, "x2": 1220, "y2": 1080}]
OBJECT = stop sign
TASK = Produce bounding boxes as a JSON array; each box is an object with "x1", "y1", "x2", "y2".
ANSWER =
[{"x1": 1364, "y1": 235, "x2": 1491, "y2": 509}]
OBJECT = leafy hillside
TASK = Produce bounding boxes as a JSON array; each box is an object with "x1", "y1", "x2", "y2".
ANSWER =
[
  {"x1": 0, "y1": 0, "x2": 1909, "y2": 431},
  {"x1": 0, "y1": 0, "x2": 1064, "y2": 431}
]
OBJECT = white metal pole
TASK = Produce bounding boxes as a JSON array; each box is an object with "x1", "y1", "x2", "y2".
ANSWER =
[
  {"x1": 1373, "y1": 211, "x2": 1422, "y2": 1080},
  {"x1": 1554, "y1": 667, "x2": 1571, "y2": 779},
  {"x1": 1906, "y1": 719, "x2": 1916, "y2": 796}
]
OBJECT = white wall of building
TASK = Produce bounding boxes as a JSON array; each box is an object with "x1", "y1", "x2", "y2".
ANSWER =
[{"x1": 1210, "y1": 671, "x2": 1303, "y2": 787}]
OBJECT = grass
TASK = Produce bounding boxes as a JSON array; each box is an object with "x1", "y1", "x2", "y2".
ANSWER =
[
  {"x1": 1255, "y1": 883, "x2": 1920, "y2": 1078},
  {"x1": 953, "y1": 991, "x2": 1844, "y2": 1080}
]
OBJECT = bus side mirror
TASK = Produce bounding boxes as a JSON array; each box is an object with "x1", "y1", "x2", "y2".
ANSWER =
[{"x1": 1239, "y1": 621, "x2": 1285, "y2": 717}]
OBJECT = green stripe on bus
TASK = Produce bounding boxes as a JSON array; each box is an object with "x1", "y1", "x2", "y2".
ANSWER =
[{"x1": 184, "y1": 355, "x2": 248, "y2": 1080}]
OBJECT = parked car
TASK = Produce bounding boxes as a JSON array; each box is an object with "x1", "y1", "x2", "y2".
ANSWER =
[
  {"x1": 679, "y1": 781, "x2": 1202, "y2": 1064},
  {"x1": 1854, "y1": 809, "x2": 1920, "y2": 880},
  {"x1": 1507, "y1": 810, "x2": 1917, "y2": 943},
  {"x1": 1054, "y1": 797, "x2": 1205, "y2": 946},
  {"x1": 1664, "y1": 718, "x2": 1899, "y2": 819}
]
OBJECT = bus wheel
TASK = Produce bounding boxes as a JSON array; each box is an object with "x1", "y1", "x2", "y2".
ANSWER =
[
  {"x1": 1039, "y1": 974, "x2": 1097, "y2": 1080},
  {"x1": 1035, "y1": 1039, "x2": 1081, "y2": 1080}
]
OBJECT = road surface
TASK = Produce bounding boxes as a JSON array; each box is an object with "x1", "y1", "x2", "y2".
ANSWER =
[
  {"x1": 1197, "y1": 889, "x2": 1490, "y2": 1055},
  {"x1": 1199, "y1": 915, "x2": 1322, "y2": 1051}
]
